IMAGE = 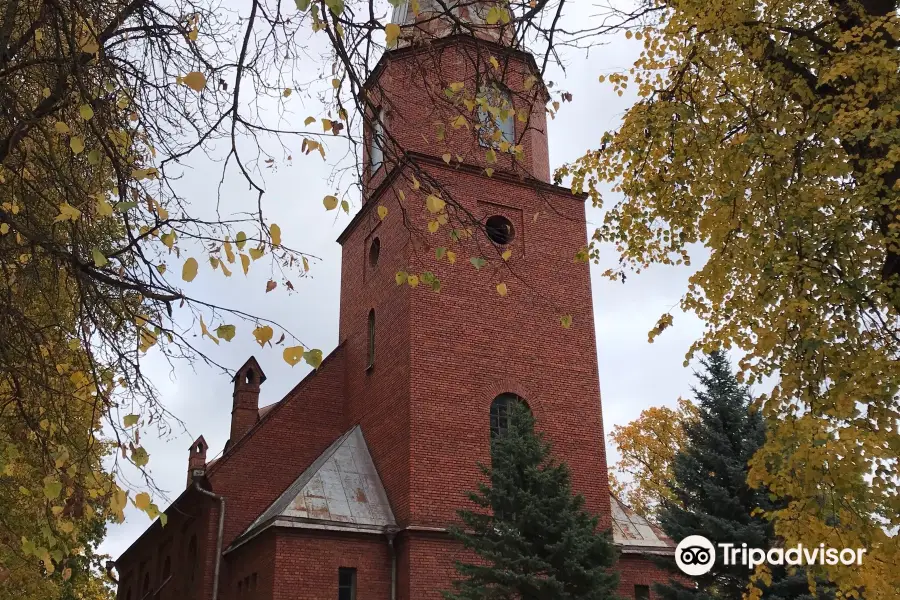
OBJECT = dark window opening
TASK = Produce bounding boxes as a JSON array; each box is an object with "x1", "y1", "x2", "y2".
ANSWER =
[
  {"x1": 367, "y1": 310, "x2": 376, "y2": 369},
  {"x1": 238, "y1": 581, "x2": 243, "y2": 595},
  {"x1": 142, "y1": 573, "x2": 150, "y2": 598},
  {"x1": 338, "y1": 567, "x2": 357, "y2": 600},
  {"x1": 490, "y1": 393, "x2": 528, "y2": 438},
  {"x1": 485, "y1": 215, "x2": 514, "y2": 245},
  {"x1": 251, "y1": 573, "x2": 258, "y2": 591},
  {"x1": 187, "y1": 535, "x2": 197, "y2": 588},
  {"x1": 244, "y1": 370, "x2": 254, "y2": 384},
  {"x1": 635, "y1": 585, "x2": 650, "y2": 600},
  {"x1": 162, "y1": 556, "x2": 171, "y2": 580},
  {"x1": 369, "y1": 237, "x2": 381, "y2": 267}
]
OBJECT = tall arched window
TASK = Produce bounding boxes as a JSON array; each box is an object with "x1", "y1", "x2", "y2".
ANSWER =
[
  {"x1": 367, "y1": 309, "x2": 376, "y2": 369},
  {"x1": 477, "y1": 85, "x2": 515, "y2": 147},
  {"x1": 490, "y1": 393, "x2": 528, "y2": 438},
  {"x1": 142, "y1": 573, "x2": 151, "y2": 599},
  {"x1": 370, "y1": 108, "x2": 384, "y2": 171},
  {"x1": 186, "y1": 535, "x2": 197, "y2": 590}
]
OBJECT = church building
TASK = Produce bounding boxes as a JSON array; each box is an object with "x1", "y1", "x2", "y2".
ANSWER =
[{"x1": 115, "y1": 2, "x2": 676, "y2": 599}]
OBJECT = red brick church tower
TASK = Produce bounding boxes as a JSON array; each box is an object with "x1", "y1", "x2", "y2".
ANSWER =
[{"x1": 115, "y1": 3, "x2": 675, "y2": 599}]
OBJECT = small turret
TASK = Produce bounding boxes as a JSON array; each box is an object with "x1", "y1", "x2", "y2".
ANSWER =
[{"x1": 186, "y1": 436, "x2": 208, "y2": 488}]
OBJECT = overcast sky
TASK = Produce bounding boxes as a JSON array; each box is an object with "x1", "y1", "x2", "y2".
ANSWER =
[{"x1": 100, "y1": 1, "x2": 709, "y2": 560}]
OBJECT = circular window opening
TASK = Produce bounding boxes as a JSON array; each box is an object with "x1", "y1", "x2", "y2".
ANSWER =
[
  {"x1": 485, "y1": 215, "x2": 515, "y2": 245},
  {"x1": 369, "y1": 237, "x2": 381, "y2": 267}
]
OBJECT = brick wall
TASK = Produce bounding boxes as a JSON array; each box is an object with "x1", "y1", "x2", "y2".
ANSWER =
[
  {"x1": 617, "y1": 554, "x2": 687, "y2": 600},
  {"x1": 273, "y1": 530, "x2": 392, "y2": 600}
]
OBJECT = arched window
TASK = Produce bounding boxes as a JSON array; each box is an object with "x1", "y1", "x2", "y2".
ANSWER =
[
  {"x1": 370, "y1": 108, "x2": 384, "y2": 171},
  {"x1": 142, "y1": 573, "x2": 151, "y2": 598},
  {"x1": 162, "y1": 556, "x2": 171, "y2": 580},
  {"x1": 367, "y1": 310, "x2": 376, "y2": 369},
  {"x1": 477, "y1": 85, "x2": 515, "y2": 147},
  {"x1": 490, "y1": 393, "x2": 528, "y2": 438},
  {"x1": 186, "y1": 535, "x2": 197, "y2": 589}
]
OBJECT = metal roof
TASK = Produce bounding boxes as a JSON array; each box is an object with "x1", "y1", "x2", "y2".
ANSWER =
[
  {"x1": 237, "y1": 426, "x2": 396, "y2": 545},
  {"x1": 610, "y1": 495, "x2": 675, "y2": 555}
]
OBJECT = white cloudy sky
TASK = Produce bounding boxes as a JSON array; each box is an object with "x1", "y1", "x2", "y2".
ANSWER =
[{"x1": 100, "y1": 1, "x2": 709, "y2": 559}]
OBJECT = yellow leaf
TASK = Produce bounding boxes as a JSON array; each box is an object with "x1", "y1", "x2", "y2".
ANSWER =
[
  {"x1": 283, "y1": 87, "x2": 292, "y2": 97},
  {"x1": 524, "y1": 75, "x2": 537, "y2": 91},
  {"x1": 270, "y1": 223, "x2": 282, "y2": 246},
  {"x1": 70, "y1": 137, "x2": 85, "y2": 154},
  {"x1": 283, "y1": 345, "x2": 305, "y2": 366},
  {"x1": 502, "y1": 249, "x2": 512, "y2": 261},
  {"x1": 92, "y1": 248, "x2": 108, "y2": 267},
  {"x1": 189, "y1": 27, "x2": 198, "y2": 41},
  {"x1": 182, "y1": 71, "x2": 206, "y2": 91},
  {"x1": 496, "y1": 283, "x2": 508, "y2": 296},
  {"x1": 560, "y1": 315, "x2": 573, "y2": 329},
  {"x1": 134, "y1": 492, "x2": 151, "y2": 511},
  {"x1": 490, "y1": 56, "x2": 500, "y2": 70},
  {"x1": 331, "y1": 78, "x2": 340, "y2": 88},
  {"x1": 249, "y1": 246, "x2": 264, "y2": 260},
  {"x1": 385, "y1": 23, "x2": 401, "y2": 46},
  {"x1": 224, "y1": 240, "x2": 235, "y2": 263},
  {"x1": 304, "y1": 116, "x2": 316, "y2": 126},
  {"x1": 428, "y1": 220, "x2": 440, "y2": 233},
  {"x1": 54, "y1": 121, "x2": 70, "y2": 134},
  {"x1": 200, "y1": 316, "x2": 219, "y2": 345},
  {"x1": 323, "y1": 195, "x2": 339, "y2": 210},
  {"x1": 0, "y1": 223, "x2": 8, "y2": 235},
  {"x1": 449, "y1": 82, "x2": 465, "y2": 93},
  {"x1": 447, "y1": 251, "x2": 456, "y2": 264},
  {"x1": 96, "y1": 197, "x2": 113, "y2": 216},
  {"x1": 79, "y1": 104, "x2": 94, "y2": 121},
  {"x1": 426, "y1": 195, "x2": 445, "y2": 213},
  {"x1": 253, "y1": 325, "x2": 274, "y2": 347},
  {"x1": 442, "y1": 153, "x2": 452, "y2": 164},
  {"x1": 235, "y1": 231, "x2": 247, "y2": 250},
  {"x1": 156, "y1": 263, "x2": 166, "y2": 274},
  {"x1": 240, "y1": 253, "x2": 250, "y2": 275},
  {"x1": 396, "y1": 271, "x2": 408, "y2": 285},
  {"x1": 407, "y1": 274, "x2": 419, "y2": 287},
  {"x1": 216, "y1": 324, "x2": 236, "y2": 341},
  {"x1": 54, "y1": 203, "x2": 81, "y2": 223},
  {"x1": 182, "y1": 257, "x2": 199, "y2": 282},
  {"x1": 378, "y1": 205, "x2": 388, "y2": 220}
]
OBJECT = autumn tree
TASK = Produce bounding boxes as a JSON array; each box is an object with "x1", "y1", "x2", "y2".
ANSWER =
[
  {"x1": 560, "y1": 0, "x2": 900, "y2": 595},
  {"x1": 654, "y1": 352, "x2": 835, "y2": 600},
  {"x1": 446, "y1": 402, "x2": 620, "y2": 600},
  {"x1": 608, "y1": 398, "x2": 697, "y2": 522}
]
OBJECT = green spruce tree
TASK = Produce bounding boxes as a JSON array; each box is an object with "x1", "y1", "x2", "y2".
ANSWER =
[
  {"x1": 445, "y1": 401, "x2": 620, "y2": 600},
  {"x1": 655, "y1": 351, "x2": 832, "y2": 600}
]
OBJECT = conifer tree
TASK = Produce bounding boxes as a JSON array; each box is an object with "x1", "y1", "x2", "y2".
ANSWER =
[
  {"x1": 654, "y1": 351, "x2": 831, "y2": 600},
  {"x1": 446, "y1": 401, "x2": 620, "y2": 600}
]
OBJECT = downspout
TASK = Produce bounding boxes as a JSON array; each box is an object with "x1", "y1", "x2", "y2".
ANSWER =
[
  {"x1": 386, "y1": 528, "x2": 398, "y2": 600},
  {"x1": 194, "y1": 483, "x2": 225, "y2": 600}
]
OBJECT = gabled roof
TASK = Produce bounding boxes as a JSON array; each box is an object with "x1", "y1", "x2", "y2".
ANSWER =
[
  {"x1": 610, "y1": 495, "x2": 675, "y2": 555},
  {"x1": 229, "y1": 426, "x2": 396, "y2": 551}
]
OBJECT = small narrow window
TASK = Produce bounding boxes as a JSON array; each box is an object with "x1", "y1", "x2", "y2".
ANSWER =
[
  {"x1": 162, "y1": 556, "x2": 171, "y2": 580},
  {"x1": 490, "y1": 393, "x2": 528, "y2": 438},
  {"x1": 238, "y1": 581, "x2": 243, "y2": 595},
  {"x1": 635, "y1": 584, "x2": 650, "y2": 600},
  {"x1": 187, "y1": 535, "x2": 197, "y2": 588},
  {"x1": 338, "y1": 568, "x2": 357, "y2": 600},
  {"x1": 251, "y1": 573, "x2": 258, "y2": 591},
  {"x1": 369, "y1": 237, "x2": 381, "y2": 267},
  {"x1": 367, "y1": 310, "x2": 376, "y2": 369},
  {"x1": 142, "y1": 573, "x2": 151, "y2": 598},
  {"x1": 370, "y1": 108, "x2": 384, "y2": 172}
]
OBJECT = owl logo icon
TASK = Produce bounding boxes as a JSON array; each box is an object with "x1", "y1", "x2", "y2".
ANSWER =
[{"x1": 675, "y1": 536, "x2": 716, "y2": 576}]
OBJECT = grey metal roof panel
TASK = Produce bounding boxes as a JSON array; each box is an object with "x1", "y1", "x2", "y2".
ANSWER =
[
  {"x1": 241, "y1": 426, "x2": 396, "y2": 540},
  {"x1": 610, "y1": 495, "x2": 673, "y2": 550}
]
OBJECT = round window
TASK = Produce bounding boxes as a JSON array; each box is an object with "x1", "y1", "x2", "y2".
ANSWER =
[
  {"x1": 369, "y1": 237, "x2": 381, "y2": 267},
  {"x1": 485, "y1": 215, "x2": 514, "y2": 245}
]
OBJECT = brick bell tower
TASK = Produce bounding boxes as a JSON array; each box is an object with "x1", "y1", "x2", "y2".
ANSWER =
[{"x1": 337, "y1": 1, "x2": 612, "y2": 597}]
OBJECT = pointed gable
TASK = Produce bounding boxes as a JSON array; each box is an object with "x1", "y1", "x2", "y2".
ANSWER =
[{"x1": 233, "y1": 426, "x2": 395, "y2": 548}]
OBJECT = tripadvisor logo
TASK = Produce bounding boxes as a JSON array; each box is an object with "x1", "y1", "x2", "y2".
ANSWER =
[{"x1": 675, "y1": 536, "x2": 867, "y2": 576}]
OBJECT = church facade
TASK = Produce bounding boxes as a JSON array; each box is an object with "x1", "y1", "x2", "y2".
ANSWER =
[{"x1": 115, "y1": 3, "x2": 676, "y2": 599}]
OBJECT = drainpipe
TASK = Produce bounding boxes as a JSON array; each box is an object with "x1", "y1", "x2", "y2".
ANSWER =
[
  {"x1": 386, "y1": 528, "x2": 398, "y2": 600},
  {"x1": 194, "y1": 483, "x2": 225, "y2": 600}
]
